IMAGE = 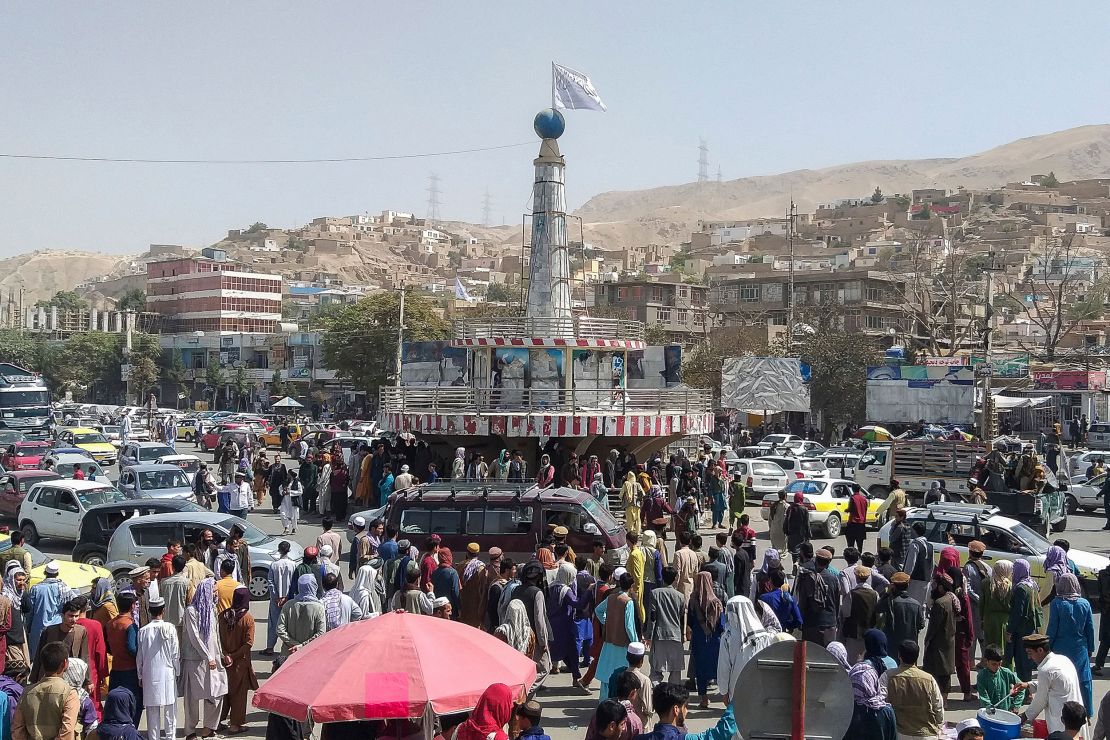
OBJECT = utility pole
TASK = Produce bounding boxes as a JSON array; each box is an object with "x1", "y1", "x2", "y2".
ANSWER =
[
  {"x1": 786, "y1": 200, "x2": 797, "y2": 351},
  {"x1": 394, "y1": 282, "x2": 406, "y2": 388},
  {"x1": 481, "y1": 189, "x2": 493, "y2": 227},
  {"x1": 426, "y1": 173, "x2": 442, "y2": 224},
  {"x1": 697, "y1": 138, "x2": 709, "y2": 184},
  {"x1": 979, "y1": 251, "x2": 1004, "y2": 440},
  {"x1": 716, "y1": 166, "x2": 723, "y2": 184}
]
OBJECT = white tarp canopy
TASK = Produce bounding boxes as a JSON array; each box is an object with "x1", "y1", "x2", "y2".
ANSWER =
[
  {"x1": 271, "y1": 396, "x2": 304, "y2": 408},
  {"x1": 720, "y1": 357, "x2": 811, "y2": 413},
  {"x1": 993, "y1": 394, "x2": 1052, "y2": 410}
]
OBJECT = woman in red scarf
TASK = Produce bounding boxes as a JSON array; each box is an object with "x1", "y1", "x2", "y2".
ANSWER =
[
  {"x1": 934, "y1": 546, "x2": 975, "y2": 702},
  {"x1": 453, "y1": 683, "x2": 514, "y2": 740}
]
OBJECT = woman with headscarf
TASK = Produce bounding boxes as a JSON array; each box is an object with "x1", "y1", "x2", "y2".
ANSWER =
[
  {"x1": 533, "y1": 454, "x2": 553, "y2": 488},
  {"x1": 315, "y1": 454, "x2": 332, "y2": 518},
  {"x1": 218, "y1": 586, "x2": 258, "y2": 734},
  {"x1": 349, "y1": 561, "x2": 384, "y2": 619},
  {"x1": 451, "y1": 447, "x2": 466, "y2": 481},
  {"x1": 620, "y1": 473, "x2": 642, "y2": 535},
  {"x1": 752, "y1": 549, "x2": 784, "y2": 601},
  {"x1": 277, "y1": 574, "x2": 325, "y2": 655},
  {"x1": 1008, "y1": 558, "x2": 1042, "y2": 681},
  {"x1": 687, "y1": 572, "x2": 724, "y2": 708},
  {"x1": 61, "y1": 656, "x2": 99, "y2": 737},
  {"x1": 329, "y1": 458, "x2": 351, "y2": 521},
  {"x1": 88, "y1": 578, "x2": 117, "y2": 634},
  {"x1": 843, "y1": 662, "x2": 897, "y2": 740},
  {"x1": 182, "y1": 577, "x2": 227, "y2": 740},
  {"x1": 494, "y1": 600, "x2": 534, "y2": 656},
  {"x1": 454, "y1": 683, "x2": 514, "y2": 740},
  {"x1": 641, "y1": 486, "x2": 674, "y2": 542},
  {"x1": 547, "y1": 562, "x2": 586, "y2": 689},
  {"x1": 936, "y1": 546, "x2": 975, "y2": 702},
  {"x1": 2, "y1": 563, "x2": 28, "y2": 682},
  {"x1": 707, "y1": 466, "x2": 727, "y2": 529},
  {"x1": 863, "y1": 628, "x2": 896, "y2": 674},
  {"x1": 431, "y1": 549, "x2": 460, "y2": 619},
  {"x1": 590, "y1": 472, "x2": 610, "y2": 511},
  {"x1": 92, "y1": 688, "x2": 143, "y2": 740},
  {"x1": 1040, "y1": 544, "x2": 1070, "y2": 606},
  {"x1": 784, "y1": 491, "x2": 812, "y2": 564},
  {"x1": 981, "y1": 559, "x2": 1013, "y2": 660},
  {"x1": 827, "y1": 641, "x2": 851, "y2": 671},
  {"x1": 716, "y1": 595, "x2": 778, "y2": 703},
  {"x1": 1047, "y1": 572, "x2": 1095, "y2": 715}
]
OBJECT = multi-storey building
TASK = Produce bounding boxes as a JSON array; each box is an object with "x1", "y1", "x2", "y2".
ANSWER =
[
  {"x1": 146, "y1": 256, "x2": 283, "y2": 334},
  {"x1": 593, "y1": 277, "x2": 712, "y2": 343}
]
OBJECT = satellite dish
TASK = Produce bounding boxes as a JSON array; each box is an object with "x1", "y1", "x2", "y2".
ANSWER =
[{"x1": 732, "y1": 640, "x2": 853, "y2": 740}]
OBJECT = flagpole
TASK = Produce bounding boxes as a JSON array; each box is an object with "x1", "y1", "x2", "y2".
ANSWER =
[{"x1": 551, "y1": 61, "x2": 556, "y2": 110}]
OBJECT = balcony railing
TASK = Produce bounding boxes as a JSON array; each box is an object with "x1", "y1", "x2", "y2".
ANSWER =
[
  {"x1": 452, "y1": 316, "x2": 645, "y2": 341},
  {"x1": 380, "y1": 385, "x2": 712, "y2": 415}
]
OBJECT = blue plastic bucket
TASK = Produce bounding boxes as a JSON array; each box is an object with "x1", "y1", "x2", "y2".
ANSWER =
[{"x1": 977, "y1": 708, "x2": 1023, "y2": 740}]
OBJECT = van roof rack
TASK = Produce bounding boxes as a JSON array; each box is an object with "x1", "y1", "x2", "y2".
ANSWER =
[{"x1": 924, "y1": 502, "x2": 999, "y2": 518}]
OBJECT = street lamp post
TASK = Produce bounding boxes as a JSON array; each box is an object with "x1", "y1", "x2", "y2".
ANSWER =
[{"x1": 979, "y1": 251, "x2": 1004, "y2": 440}]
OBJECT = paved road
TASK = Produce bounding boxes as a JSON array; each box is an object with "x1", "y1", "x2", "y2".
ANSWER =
[{"x1": 31, "y1": 442, "x2": 1110, "y2": 738}]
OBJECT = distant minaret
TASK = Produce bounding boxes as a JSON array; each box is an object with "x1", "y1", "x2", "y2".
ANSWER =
[
  {"x1": 481, "y1": 189, "x2": 493, "y2": 227},
  {"x1": 698, "y1": 138, "x2": 709, "y2": 183},
  {"x1": 525, "y1": 109, "x2": 572, "y2": 322},
  {"x1": 426, "y1": 173, "x2": 442, "y2": 223}
]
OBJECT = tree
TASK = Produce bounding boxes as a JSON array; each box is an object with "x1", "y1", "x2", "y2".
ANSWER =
[
  {"x1": 232, "y1": 366, "x2": 250, "y2": 411},
  {"x1": 320, "y1": 291, "x2": 450, "y2": 393},
  {"x1": 160, "y1": 350, "x2": 188, "y2": 410},
  {"x1": 486, "y1": 283, "x2": 516, "y2": 303},
  {"x1": 245, "y1": 222, "x2": 268, "y2": 234},
  {"x1": 36, "y1": 290, "x2": 87, "y2": 312},
  {"x1": 682, "y1": 326, "x2": 770, "y2": 404},
  {"x1": 1039, "y1": 171, "x2": 1060, "y2": 188},
  {"x1": 0, "y1": 330, "x2": 41, "y2": 369},
  {"x1": 771, "y1": 302, "x2": 883, "y2": 436},
  {"x1": 644, "y1": 323, "x2": 671, "y2": 345},
  {"x1": 270, "y1": 369, "x2": 287, "y2": 399},
  {"x1": 1003, "y1": 233, "x2": 1109, "y2": 361},
  {"x1": 913, "y1": 203, "x2": 931, "y2": 220},
  {"x1": 204, "y1": 362, "x2": 226, "y2": 410},
  {"x1": 128, "y1": 355, "x2": 159, "y2": 405},
  {"x1": 871, "y1": 186, "x2": 883, "y2": 204},
  {"x1": 116, "y1": 289, "x2": 147, "y2": 312}
]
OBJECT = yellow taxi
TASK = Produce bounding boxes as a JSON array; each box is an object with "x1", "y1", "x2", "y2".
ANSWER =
[
  {"x1": 57, "y1": 428, "x2": 118, "y2": 467},
  {"x1": 0, "y1": 533, "x2": 111, "y2": 593},
  {"x1": 260, "y1": 423, "x2": 302, "y2": 448},
  {"x1": 759, "y1": 478, "x2": 884, "y2": 538}
]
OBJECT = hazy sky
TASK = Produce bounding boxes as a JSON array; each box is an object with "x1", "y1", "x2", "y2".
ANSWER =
[{"x1": 4, "y1": 2, "x2": 1110, "y2": 256}]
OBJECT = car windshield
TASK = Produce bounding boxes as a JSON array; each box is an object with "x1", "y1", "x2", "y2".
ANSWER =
[
  {"x1": 219, "y1": 517, "x2": 270, "y2": 546},
  {"x1": 138, "y1": 446, "x2": 175, "y2": 461},
  {"x1": 580, "y1": 496, "x2": 622, "y2": 534},
  {"x1": 763, "y1": 435, "x2": 790, "y2": 445},
  {"x1": 56, "y1": 462, "x2": 102, "y2": 477},
  {"x1": 102, "y1": 426, "x2": 120, "y2": 435},
  {"x1": 800, "y1": 460, "x2": 827, "y2": 472},
  {"x1": 751, "y1": 463, "x2": 785, "y2": 476},
  {"x1": 1010, "y1": 521, "x2": 1052, "y2": 554},
  {"x1": 14, "y1": 444, "x2": 48, "y2": 455},
  {"x1": 0, "y1": 432, "x2": 24, "y2": 445},
  {"x1": 76, "y1": 487, "x2": 128, "y2": 506},
  {"x1": 167, "y1": 459, "x2": 200, "y2": 473},
  {"x1": 784, "y1": 480, "x2": 828, "y2": 495},
  {"x1": 138, "y1": 470, "x2": 189, "y2": 489},
  {"x1": 73, "y1": 433, "x2": 108, "y2": 445}
]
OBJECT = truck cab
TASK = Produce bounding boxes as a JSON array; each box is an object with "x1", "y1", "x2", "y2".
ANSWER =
[{"x1": 0, "y1": 364, "x2": 52, "y2": 440}]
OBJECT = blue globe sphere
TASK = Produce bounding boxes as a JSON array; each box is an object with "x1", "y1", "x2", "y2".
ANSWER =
[{"x1": 533, "y1": 108, "x2": 565, "y2": 140}]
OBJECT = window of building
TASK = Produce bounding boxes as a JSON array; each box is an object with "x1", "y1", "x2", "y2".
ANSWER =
[
  {"x1": 657, "y1": 308, "x2": 672, "y2": 322},
  {"x1": 864, "y1": 285, "x2": 886, "y2": 302},
  {"x1": 740, "y1": 284, "x2": 760, "y2": 302},
  {"x1": 841, "y1": 281, "x2": 862, "y2": 302},
  {"x1": 675, "y1": 310, "x2": 688, "y2": 324},
  {"x1": 763, "y1": 283, "x2": 783, "y2": 302}
]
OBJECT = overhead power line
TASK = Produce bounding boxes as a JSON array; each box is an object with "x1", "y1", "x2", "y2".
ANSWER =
[{"x1": 0, "y1": 141, "x2": 534, "y2": 165}]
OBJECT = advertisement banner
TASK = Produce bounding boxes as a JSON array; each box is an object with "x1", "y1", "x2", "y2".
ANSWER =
[
  {"x1": 1033, "y1": 370, "x2": 1107, "y2": 391},
  {"x1": 721, "y1": 357, "x2": 811, "y2": 413},
  {"x1": 970, "y1": 353, "x2": 1029, "y2": 379},
  {"x1": 866, "y1": 365, "x2": 975, "y2": 424},
  {"x1": 925, "y1": 357, "x2": 967, "y2": 367}
]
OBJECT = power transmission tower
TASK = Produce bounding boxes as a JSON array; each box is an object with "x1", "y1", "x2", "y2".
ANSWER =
[
  {"x1": 426, "y1": 173, "x2": 442, "y2": 224},
  {"x1": 481, "y1": 189, "x2": 492, "y2": 227},
  {"x1": 716, "y1": 166, "x2": 723, "y2": 184},
  {"x1": 697, "y1": 138, "x2": 709, "y2": 183}
]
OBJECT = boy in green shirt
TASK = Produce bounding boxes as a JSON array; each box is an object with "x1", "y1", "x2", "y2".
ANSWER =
[{"x1": 977, "y1": 644, "x2": 1026, "y2": 711}]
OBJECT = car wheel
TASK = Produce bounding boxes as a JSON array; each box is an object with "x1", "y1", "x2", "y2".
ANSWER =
[
  {"x1": 113, "y1": 570, "x2": 133, "y2": 591},
  {"x1": 1067, "y1": 495, "x2": 1080, "y2": 515},
  {"x1": 824, "y1": 513, "x2": 842, "y2": 538},
  {"x1": 80, "y1": 550, "x2": 107, "y2": 567},
  {"x1": 1051, "y1": 515, "x2": 1068, "y2": 533},
  {"x1": 249, "y1": 569, "x2": 270, "y2": 601},
  {"x1": 20, "y1": 522, "x2": 39, "y2": 547}
]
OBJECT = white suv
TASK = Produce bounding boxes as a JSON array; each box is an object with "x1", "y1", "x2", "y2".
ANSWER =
[{"x1": 757, "y1": 455, "x2": 830, "y2": 481}]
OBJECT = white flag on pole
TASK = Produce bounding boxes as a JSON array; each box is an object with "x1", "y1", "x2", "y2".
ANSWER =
[
  {"x1": 552, "y1": 63, "x2": 607, "y2": 112},
  {"x1": 454, "y1": 276, "x2": 474, "y2": 302}
]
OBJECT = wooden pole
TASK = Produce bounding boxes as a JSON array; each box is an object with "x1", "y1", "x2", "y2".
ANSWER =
[{"x1": 791, "y1": 640, "x2": 807, "y2": 740}]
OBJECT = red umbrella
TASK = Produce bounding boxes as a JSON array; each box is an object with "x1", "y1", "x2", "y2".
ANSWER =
[{"x1": 253, "y1": 611, "x2": 537, "y2": 723}]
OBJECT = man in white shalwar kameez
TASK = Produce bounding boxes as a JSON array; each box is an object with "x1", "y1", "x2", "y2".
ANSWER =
[
  {"x1": 137, "y1": 595, "x2": 181, "y2": 740},
  {"x1": 182, "y1": 578, "x2": 227, "y2": 738},
  {"x1": 320, "y1": 573, "x2": 362, "y2": 631},
  {"x1": 1018, "y1": 634, "x2": 1089, "y2": 739}
]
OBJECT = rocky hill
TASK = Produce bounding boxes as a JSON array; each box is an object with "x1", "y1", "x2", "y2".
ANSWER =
[{"x1": 0, "y1": 250, "x2": 135, "y2": 307}]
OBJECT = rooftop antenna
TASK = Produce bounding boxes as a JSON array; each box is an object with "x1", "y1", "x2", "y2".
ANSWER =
[
  {"x1": 698, "y1": 138, "x2": 709, "y2": 184},
  {"x1": 426, "y1": 173, "x2": 442, "y2": 224},
  {"x1": 481, "y1": 189, "x2": 493, "y2": 227}
]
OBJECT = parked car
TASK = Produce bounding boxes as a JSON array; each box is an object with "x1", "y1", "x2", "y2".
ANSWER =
[
  {"x1": 1087, "y1": 422, "x2": 1110, "y2": 451},
  {"x1": 175, "y1": 419, "x2": 201, "y2": 443},
  {"x1": 119, "y1": 442, "x2": 177, "y2": 468},
  {"x1": 18, "y1": 479, "x2": 128, "y2": 545},
  {"x1": 878, "y1": 502, "x2": 1109, "y2": 604},
  {"x1": 1061, "y1": 473, "x2": 1107, "y2": 514},
  {"x1": 99, "y1": 425, "x2": 123, "y2": 448},
  {"x1": 0, "y1": 431, "x2": 25, "y2": 447},
  {"x1": 384, "y1": 482, "x2": 625, "y2": 562},
  {"x1": 820, "y1": 452, "x2": 862, "y2": 480},
  {"x1": 2, "y1": 441, "x2": 52, "y2": 471},
  {"x1": 116, "y1": 464, "x2": 195, "y2": 501},
  {"x1": 0, "y1": 470, "x2": 63, "y2": 518},
  {"x1": 207, "y1": 431, "x2": 261, "y2": 462},
  {"x1": 0, "y1": 534, "x2": 110, "y2": 593},
  {"x1": 728, "y1": 459, "x2": 789, "y2": 497},
  {"x1": 154, "y1": 454, "x2": 202, "y2": 484},
  {"x1": 757, "y1": 455, "x2": 830, "y2": 481},
  {"x1": 759, "y1": 478, "x2": 884, "y2": 537},
  {"x1": 331, "y1": 436, "x2": 378, "y2": 466},
  {"x1": 780, "y1": 440, "x2": 827, "y2": 458},
  {"x1": 198, "y1": 424, "x2": 248, "y2": 452},
  {"x1": 1062, "y1": 450, "x2": 1109, "y2": 483},
  {"x1": 105, "y1": 512, "x2": 303, "y2": 600},
  {"x1": 71, "y1": 498, "x2": 207, "y2": 566},
  {"x1": 41, "y1": 454, "x2": 111, "y2": 484},
  {"x1": 259, "y1": 424, "x2": 303, "y2": 448},
  {"x1": 299, "y1": 429, "x2": 344, "y2": 451},
  {"x1": 756, "y1": 434, "x2": 804, "y2": 451},
  {"x1": 56, "y1": 427, "x2": 118, "y2": 467}
]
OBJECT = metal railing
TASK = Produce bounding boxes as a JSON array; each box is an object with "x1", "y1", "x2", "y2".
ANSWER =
[
  {"x1": 452, "y1": 315, "x2": 645, "y2": 341},
  {"x1": 379, "y1": 385, "x2": 712, "y2": 415}
]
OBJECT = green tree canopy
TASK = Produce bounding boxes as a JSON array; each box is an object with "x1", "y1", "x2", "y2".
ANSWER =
[
  {"x1": 36, "y1": 290, "x2": 87, "y2": 312},
  {"x1": 116, "y1": 289, "x2": 147, "y2": 312},
  {"x1": 245, "y1": 222, "x2": 268, "y2": 233},
  {"x1": 321, "y1": 290, "x2": 450, "y2": 393},
  {"x1": 871, "y1": 186, "x2": 883, "y2": 204}
]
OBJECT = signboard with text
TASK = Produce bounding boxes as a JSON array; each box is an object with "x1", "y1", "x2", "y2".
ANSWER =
[
  {"x1": 970, "y1": 353, "x2": 1029, "y2": 379},
  {"x1": 925, "y1": 357, "x2": 967, "y2": 367},
  {"x1": 1032, "y1": 370, "x2": 1106, "y2": 391}
]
